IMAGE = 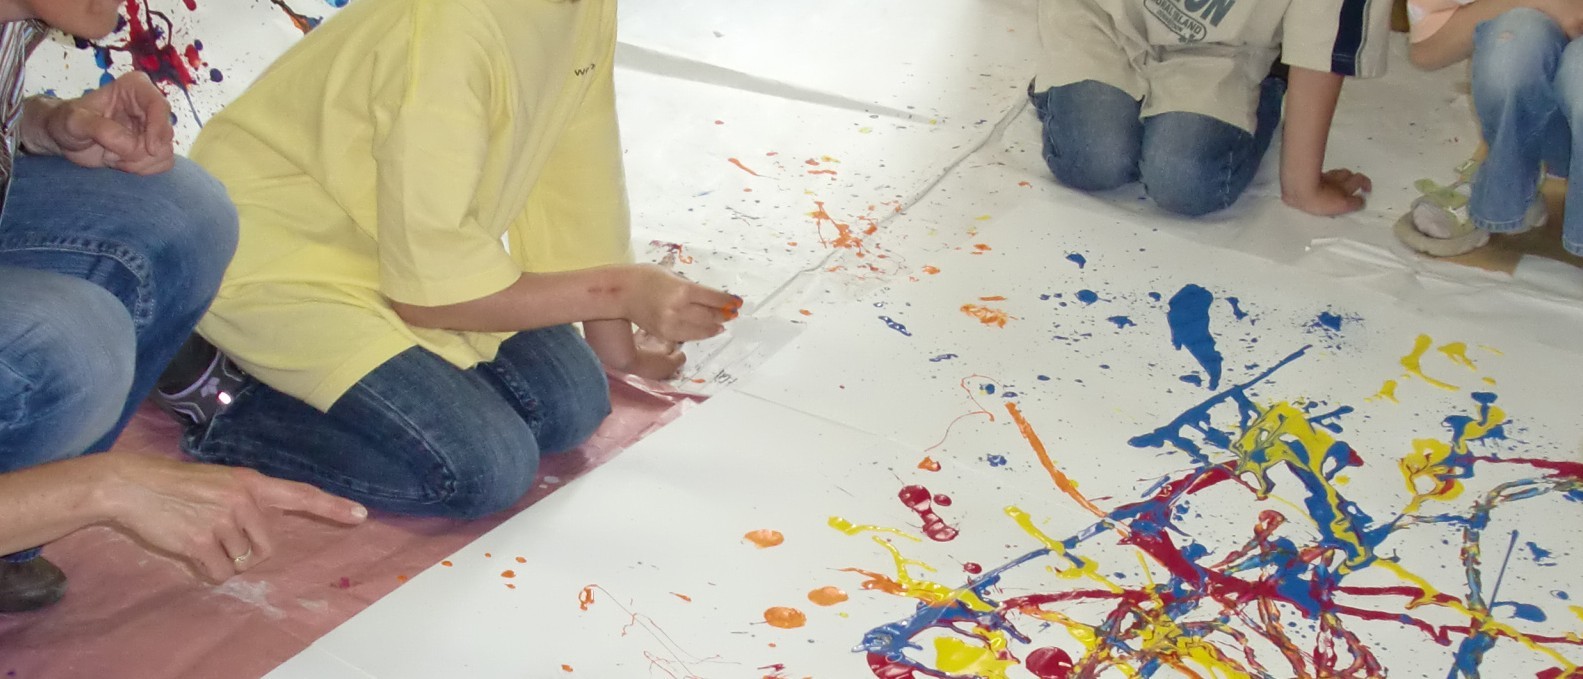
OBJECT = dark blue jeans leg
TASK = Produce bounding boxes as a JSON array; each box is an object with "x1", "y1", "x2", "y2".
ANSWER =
[
  {"x1": 1138, "y1": 76, "x2": 1286, "y2": 217},
  {"x1": 1469, "y1": 8, "x2": 1571, "y2": 234},
  {"x1": 1031, "y1": 79, "x2": 1145, "y2": 191},
  {"x1": 182, "y1": 325, "x2": 612, "y2": 520}
]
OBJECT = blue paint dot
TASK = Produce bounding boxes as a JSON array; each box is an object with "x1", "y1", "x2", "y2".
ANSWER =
[
  {"x1": 1065, "y1": 253, "x2": 1086, "y2": 269},
  {"x1": 1002, "y1": 391, "x2": 1018, "y2": 398},
  {"x1": 98, "y1": 72, "x2": 114, "y2": 87},
  {"x1": 985, "y1": 454, "x2": 1008, "y2": 467},
  {"x1": 1075, "y1": 290, "x2": 1099, "y2": 305},
  {"x1": 1099, "y1": 364, "x2": 1110, "y2": 369},
  {"x1": 1039, "y1": 293, "x2": 1052, "y2": 301},
  {"x1": 1107, "y1": 315, "x2": 1134, "y2": 329},
  {"x1": 1147, "y1": 292, "x2": 1161, "y2": 301},
  {"x1": 982, "y1": 384, "x2": 996, "y2": 394},
  {"x1": 326, "y1": 0, "x2": 349, "y2": 6},
  {"x1": 1313, "y1": 311, "x2": 1344, "y2": 331},
  {"x1": 1036, "y1": 375, "x2": 1050, "y2": 381},
  {"x1": 208, "y1": 68, "x2": 223, "y2": 82},
  {"x1": 1179, "y1": 374, "x2": 1203, "y2": 386},
  {"x1": 193, "y1": 39, "x2": 204, "y2": 50}
]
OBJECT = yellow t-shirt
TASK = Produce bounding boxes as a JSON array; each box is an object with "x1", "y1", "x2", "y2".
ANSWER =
[{"x1": 190, "y1": 0, "x2": 634, "y2": 411}]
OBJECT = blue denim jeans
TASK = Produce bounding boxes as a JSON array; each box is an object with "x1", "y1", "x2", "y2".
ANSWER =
[
  {"x1": 1470, "y1": 8, "x2": 1583, "y2": 253},
  {"x1": 1031, "y1": 77, "x2": 1286, "y2": 217},
  {"x1": 0, "y1": 156, "x2": 238, "y2": 561},
  {"x1": 182, "y1": 325, "x2": 612, "y2": 519}
]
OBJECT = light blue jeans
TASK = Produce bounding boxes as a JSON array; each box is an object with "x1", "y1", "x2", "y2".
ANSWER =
[
  {"x1": 182, "y1": 325, "x2": 612, "y2": 520},
  {"x1": 1470, "y1": 8, "x2": 1583, "y2": 253},
  {"x1": 0, "y1": 155, "x2": 238, "y2": 561},
  {"x1": 1031, "y1": 76, "x2": 1287, "y2": 217}
]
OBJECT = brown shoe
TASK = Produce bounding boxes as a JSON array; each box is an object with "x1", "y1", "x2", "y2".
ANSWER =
[{"x1": 0, "y1": 557, "x2": 67, "y2": 613}]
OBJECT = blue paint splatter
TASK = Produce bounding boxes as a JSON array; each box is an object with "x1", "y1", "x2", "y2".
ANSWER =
[
  {"x1": 1002, "y1": 391, "x2": 1018, "y2": 398},
  {"x1": 1313, "y1": 311, "x2": 1344, "y2": 332},
  {"x1": 1492, "y1": 600, "x2": 1547, "y2": 622},
  {"x1": 1165, "y1": 285, "x2": 1224, "y2": 390},
  {"x1": 877, "y1": 316, "x2": 911, "y2": 336},
  {"x1": 1107, "y1": 316, "x2": 1135, "y2": 329},
  {"x1": 1179, "y1": 374, "x2": 1203, "y2": 386},
  {"x1": 208, "y1": 68, "x2": 223, "y2": 83},
  {"x1": 1226, "y1": 297, "x2": 1248, "y2": 320},
  {"x1": 1066, "y1": 253, "x2": 1087, "y2": 269},
  {"x1": 1148, "y1": 292, "x2": 1162, "y2": 302},
  {"x1": 986, "y1": 454, "x2": 1008, "y2": 467},
  {"x1": 982, "y1": 384, "x2": 996, "y2": 394},
  {"x1": 1076, "y1": 290, "x2": 1099, "y2": 305},
  {"x1": 1036, "y1": 375, "x2": 1050, "y2": 381},
  {"x1": 1554, "y1": 590, "x2": 1571, "y2": 600},
  {"x1": 1526, "y1": 541, "x2": 1557, "y2": 566},
  {"x1": 929, "y1": 353, "x2": 958, "y2": 362}
]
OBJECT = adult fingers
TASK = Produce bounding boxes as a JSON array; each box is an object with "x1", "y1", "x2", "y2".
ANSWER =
[
  {"x1": 252, "y1": 475, "x2": 369, "y2": 525},
  {"x1": 120, "y1": 73, "x2": 175, "y2": 156},
  {"x1": 233, "y1": 498, "x2": 275, "y2": 568},
  {"x1": 188, "y1": 535, "x2": 234, "y2": 582},
  {"x1": 685, "y1": 284, "x2": 741, "y2": 313},
  {"x1": 213, "y1": 519, "x2": 253, "y2": 574}
]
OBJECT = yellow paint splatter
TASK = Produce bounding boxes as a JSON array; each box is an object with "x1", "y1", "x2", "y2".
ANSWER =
[
  {"x1": 827, "y1": 516, "x2": 921, "y2": 541},
  {"x1": 1368, "y1": 379, "x2": 1399, "y2": 403},
  {"x1": 933, "y1": 637, "x2": 1015, "y2": 678},
  {"x1": 1400, "y1": 334, "x2": 1458, "y2": 391},
  {"x1": 1437, "y1": 341, "x2": 1477, "y2": 370}
]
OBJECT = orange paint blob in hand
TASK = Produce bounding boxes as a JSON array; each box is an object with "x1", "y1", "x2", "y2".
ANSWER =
[
  {"x1": 744, "y1": 529, "x2": 785, "y2": 548},
  {"x1": 807, "y1": 586, "x2": 849, "y2": 606},
  {"x1": 763, "y1": 606, "x2": 807, "y2": 629},
  {"x1": 917, "y1": 456, "x2": 941, "y2": 471}
]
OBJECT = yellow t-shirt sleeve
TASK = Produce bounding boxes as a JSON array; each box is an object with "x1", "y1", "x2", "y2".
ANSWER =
[
  {"x1": 372, "y1": 0, "x2": 521, "y2": 306},
  {"x1": 513, "y1": 40, "x2": 635, "y2": 272}
]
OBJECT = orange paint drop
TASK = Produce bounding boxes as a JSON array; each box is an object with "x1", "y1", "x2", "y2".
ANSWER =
[
  {"x1": 714, "y1": 120, "x2": 724, "y2": 125},
  {"x1": 501, "y1": 570, "x2": 516, "y2": 579},
  {"x1": 841, "y1": 568, "x2": 904, "y2": 595},
  {"x1": 672, "y1": 592, "x2": 693, "y2": 602},
  {"x1": 690, "y1": 378, "x2": 707, "y2": 384},
  {"x1": 961, "y1": 304, "x2": 1012, "y2": 327},
  {"x1": 808, "y1": 169, "x2": 838, "y2": 175},
  {"x1": 799, "y1": 309, "x2": 812, "y2": 316},
  {"x1": 922, "y1": 265, "x2": 940, "y2": 275},
  {"x1": 917, "y1": 456, "x2": 941, "y2": 471},
  {"x1": 787, "y1": 241, "x2": 799, "y2": 246},
  {"x1": 807, "y1": 586, "x2": 849, "y2": 606},
  {"x1": 562, "y1": 664, "x2": 574, "y2": 672},
  {"x1": 1018, "y1": 180, "x2": 1032, "y2": 187},
  {"x1": 515, "y1": 556, "x2": 526, "y2": 564},
  {"x1": 505, "y1": 583, "x2": 517, "y2": 590},
  {"x1": 396, "y1": 575, "x2": 409, "y2": 582},
  {"x1": 728, "y1": 157, "x2": 762, "y2": 177},
  {"x1": 764, "y1": 606, "x2": 807, "y2": 629},
  {"x1": 973, "y1": 243, "x2": 992, "y2": 251},
  {"x1": 578, "y1": 585, "x2": 596, "y2": 611},
  {"x1": 484, "y1": 552, "x2": 492, "y2": 558},
  {"x1": 745, "y1": 529, "x2": 785, "y2": 548},
  {"x1": 979, "y1": 295, "x2": 1006, "y2": 301},
  {"x1": 440, "y1": 560, "x2": 453, "y2": 567}
]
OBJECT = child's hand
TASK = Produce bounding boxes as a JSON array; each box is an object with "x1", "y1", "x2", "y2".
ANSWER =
[
  {"x1": 623, "y1": 264, "x2": 741, "y2": 343},
  {"x1": 627, "y1": 331, "x2": 686, "y2": 381},
  {"x1": 1282, "y1": 169, "x2": 1372, "y2": 216}
]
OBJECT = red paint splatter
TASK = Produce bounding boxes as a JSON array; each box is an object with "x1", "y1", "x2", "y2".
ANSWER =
[
  {"x1": 578, "y1": 585, "x2": 596, "y2": 611},
  {"x1": 867, "y1": 653, "x2": 918, "y2": 678},
  {"x1": 917, "y1": 456, "x2": 941, "y2": 471},
  {"x1": 963, "y1": 562, "x2": 983, "y2": 574},
  {"x1": 728, "y1": 158, "x2": 762, "y2": 177},
  {"x1": 932, "y1": 493, "x2": 952, "y2": 506},
  {"x1": 100, "y1": 0, "x2": 199, "y2": 90},
  {"x1": 898, "y1": 485, "x2": 958, "y2": 541},
  {"x1": 1025, "y1": 647, "x2": 1074, "y2": 678},
  {"x1": 1018, "y1": 180, "x2": 1032, "y2": 187}
]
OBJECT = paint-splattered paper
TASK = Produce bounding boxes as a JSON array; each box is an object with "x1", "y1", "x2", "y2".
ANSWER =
[{"x1": 266, "y1": 200, "x2": 1583, "y2": 678}]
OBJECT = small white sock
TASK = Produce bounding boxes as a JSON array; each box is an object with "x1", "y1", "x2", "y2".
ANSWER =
[{"x1": 1412, "y1": 203, "x2": 1460, "y2": 239}]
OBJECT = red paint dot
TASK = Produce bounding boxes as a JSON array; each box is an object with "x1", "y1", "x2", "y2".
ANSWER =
[
  {"x1": 933, "y1": 493, "x2": 952, "y2": 506},
  {"x1": 963, "y1": 562, "x2": 983, "y2": 574},
  {"x1": 1025, "y1": 647, "x2": 1074, "y2": 678}
]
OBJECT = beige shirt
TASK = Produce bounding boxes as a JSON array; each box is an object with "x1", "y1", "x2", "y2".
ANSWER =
[{"x1": 1037, "y1": 0, "x2": 1392, "y2": 131}]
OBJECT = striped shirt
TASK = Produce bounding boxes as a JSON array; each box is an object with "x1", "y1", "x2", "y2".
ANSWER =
[{"x1": 0, "y1": 20, "x2": 44, "y2": 209}]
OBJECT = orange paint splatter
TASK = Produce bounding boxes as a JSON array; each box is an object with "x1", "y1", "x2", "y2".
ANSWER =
[
  {"x1": 515, "y1": 556, "x2": 526, "y2": 564},
  {"x1": 799, "y1": 309, "x2": 812, "y2": 316},
  {"x1": 922, "y1": 265, "x2": 940, "y2": 275},
  {"x1": 763, "y1": 606, "x2": 807, "y2": 629},
  {"x1": 840, "y1": 568, "x2": 904, "y2": 595},
  {"x1": 978, "y1": 295, "x2": 1006, "y2": 301},
  {"x1": 690, "y1": 378, "x2": 707, "y2": 384},
  {"x1": 808, "y1": 169, "x2": 838, "y2": 175},
  {"x1": 961, "y1": 304, "x2": 1012, "y2": 327},
  {"x1": 973, "y1": 243, "x2": 992, "y2": 252},
  {"x1": 484, "y1": 552, "x2": 492, "y2": 558},
  {"x1": 917, "y1": 456, "x2": 941, "y2": 471},
  {"x1": 396, "y1": 575, "x2": 408, "y2": 582},
  {"x1": 807, "y1": 586, "x2": 849, "y2": 606},
  {"x1": 728, "y1": 158, "x2": 762, "y2": 177},
  {"x1": 562, "y1": 664, "x2": 574, "y2": 673},
  {"x1": 578, "y1": 585, "x2": 597, "y2": 611},
  {"x1": 766, "y1": 151, "x2": 779, "y2": 156},
  {"x1": 1006, "y1": 403, "x2": 1105, "y2": 519},
  {"x1": 787, "y1": 241, "x2": 798, "y2": 246},
  {"x1": 506, "y1": 583, "x2": 517, "y2": 590},
  {"x1": 1018, "y1": 180, "x2": 1032, "y2": 187},
  {"x1": 745, "y1": 529, "x2": 785, "y2": 548},
  {"x1": 440, "y1": 560, "x2": 453, "y2": 567},
  {"x1": 671, "y1": 592, "x2": 693, "y2": 602},
  {"x1": 501, "y1": 570, "x2": 517, "y2": 579}
]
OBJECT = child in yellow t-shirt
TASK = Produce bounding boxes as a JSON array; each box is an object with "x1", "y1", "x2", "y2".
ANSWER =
[{"x1": 168, "y1": 0, "x2": 738, "y2": 519}]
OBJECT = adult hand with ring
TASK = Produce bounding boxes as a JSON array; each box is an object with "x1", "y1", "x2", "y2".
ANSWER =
[{"x1": 97, "y1": 454, "x2": 367, "y2": 582}]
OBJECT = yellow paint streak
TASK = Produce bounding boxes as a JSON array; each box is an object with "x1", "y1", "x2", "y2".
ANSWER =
[
  {"x1": 933, "y1": 637, "x2": 1015, "y2": 678},
  {"x1": 872, "y1": 537, "x2": 994, "y2": 611},
  {"x1": 1377, "y1": 561, "x2": 1576, "y2": 669},
  {"x1": 1437, "y1": 342, "x2": 1477, "y2": 370},
  {"x1": 1399, "y1": 401, "x2": 1506, "y2": 514},
  {"x1": 1483, "y1": 376, "x2": 1497, "y2": 386},
  {"x1": 1400, "y1": 334, "x2": 1458, "y2": 391},
  {"x1": 1368, "y1": 379, "x2": 1399, "y2": 403},
  {"x1": 1478, "y1": 344, "x2": 1505, "y2": 356},
  {"x1": 827, "y1": 516, "x2": 921, "y2": 542}
]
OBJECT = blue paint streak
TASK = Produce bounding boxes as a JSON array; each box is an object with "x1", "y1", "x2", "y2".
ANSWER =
[
  {"x1": 928, "y1": 353, "x2": 957, "y2": 362},
  {"x1": 986, "y1": 454, "x2": 1008, "y2": 467},
  {"x1": 1108, "y1": 315, "x2": 1135, "y2": 329},
  {"x1": 1179, "y1": 374, "x2": 1202, "y2": 386},
  {"x1": 1036, "y1": 375, "x2": 1050, "y2": 381},
  {"x1": 877, "y1": 316, "x2": 911, "y2": 336},
  {"x1": 1227, "y1": 297, "x2": 1248, "y2": 320},
  {"x1": 1066, "y1": 253, "x2": 1087, "y2": 269},
  {"x1": 1166, "y1": 285, "x2": 1224, "y2": 390},
  {"x1": 1076, "y1": 290, "x2": 1099, "y2": 305}
]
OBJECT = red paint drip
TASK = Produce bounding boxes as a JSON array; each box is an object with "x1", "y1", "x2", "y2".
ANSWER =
[
  {"x1": 1025, "y1": 647, "x2": 1074, "y2": 678},
  {"x1": 897, "y1": 485, "x2": 958, "y2": 541},
  {"x1": 115, "y1": 0, "x2": 198, "y2": 88},
  {"x1": 963, "y1": 562, "x2": 982, "y2": 574},
  {"x1": 867, "y1": 652, "x2": 918, "y2": 678}
]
